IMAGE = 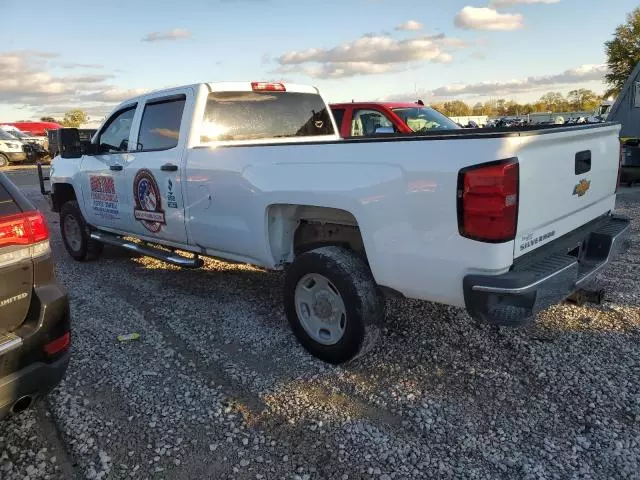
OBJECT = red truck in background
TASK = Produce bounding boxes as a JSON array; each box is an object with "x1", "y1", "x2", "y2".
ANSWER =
[
  {"x1": 329, "y1": 101, "x2": 461, "y2": 138},
  {"x1": 0, "y1": 121, "x2": 62, "y2": 137}
]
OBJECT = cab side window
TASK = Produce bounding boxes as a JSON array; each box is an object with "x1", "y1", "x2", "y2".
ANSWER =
[
  {"x1": 97, "y1": 106, "x2": 136, "y2": 153},
  {"x1": 350, "y1": 109, "x2": 395, "y2": 136},
  {"x1": 331, "y1": 108, "x2": 345, "y2": 132},
  {"x1": 137, "y1": 96, "x2": 186, "y2": 151}
]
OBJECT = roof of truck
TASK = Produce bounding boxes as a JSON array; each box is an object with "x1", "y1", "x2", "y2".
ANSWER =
[{"x1": 121, "y1": 81, "x2": 320, "y2": 103}]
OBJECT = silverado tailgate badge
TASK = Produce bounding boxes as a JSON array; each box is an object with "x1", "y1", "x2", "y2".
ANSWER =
[{"x1": 573, "y1": 179, "x2": 591, "y2": 197}]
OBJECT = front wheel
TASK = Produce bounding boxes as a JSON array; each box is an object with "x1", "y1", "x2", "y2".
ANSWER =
[
  {"x1": 284, "y1": 246, "x2": 385, "y2": 364},
  {"x1": 0, "y1": 154, "x2": 9, "y2": 168},
  {"x1": 60, "y1": 200, "x2": 103, "y2": 261}
]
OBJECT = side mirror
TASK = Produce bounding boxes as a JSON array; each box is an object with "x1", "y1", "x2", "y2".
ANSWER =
[
  {"x1": 374, "y1": 126, "x2": 394, "y2": 134},
  {"x1": 58, "y1": 128, "x2": 82, "y2": 159}
]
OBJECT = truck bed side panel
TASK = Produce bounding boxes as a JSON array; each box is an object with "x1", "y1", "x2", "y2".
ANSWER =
[{"x1": 184, "y1": 136, "x2": 519, "y2": 307}]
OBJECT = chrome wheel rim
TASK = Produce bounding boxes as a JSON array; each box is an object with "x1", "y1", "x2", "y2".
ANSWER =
[
  {"x1": 294, "y1": 273, "x2": 347, "y2": 345},
  {"x1": 64, "y1": 215, "x2": 82, "y2": 252},
  {"x1": 0, "y1": 156, "x2": 7, "y2": 168}
]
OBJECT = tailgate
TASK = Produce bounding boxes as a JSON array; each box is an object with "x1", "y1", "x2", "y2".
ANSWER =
[
  {"x1": 514, "y1": 124, "x2": 621, "y2": 258},
  {"x1": 0, "y1": 183, "x2": 33, "y2": 334}
]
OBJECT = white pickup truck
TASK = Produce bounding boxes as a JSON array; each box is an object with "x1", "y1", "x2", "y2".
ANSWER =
[{"x1": 41, "y1": 80, "x2": 630, "y2": 364}]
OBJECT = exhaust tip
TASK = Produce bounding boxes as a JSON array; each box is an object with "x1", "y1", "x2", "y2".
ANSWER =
[{"x1": 11, "y1": 395, "x2": 33, "y2": 414}]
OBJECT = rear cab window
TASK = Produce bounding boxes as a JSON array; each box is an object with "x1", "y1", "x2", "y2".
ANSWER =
[{"x1": 199, "y1": 90, "x2": 335, "y2": 143}]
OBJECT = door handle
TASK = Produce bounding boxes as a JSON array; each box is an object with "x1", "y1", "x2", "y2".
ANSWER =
[
  {"x1": 109, "y1": 164, "x2": 123, "y2": 171},
  {"x1": 161, "y1": 163, "x2": 178, "y2": 172}
]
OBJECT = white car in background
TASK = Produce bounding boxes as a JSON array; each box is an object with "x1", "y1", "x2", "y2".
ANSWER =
[
  {"x1": 0, "y1": 125, "x2": 46, "y2": 147},
  {"x1": 0, "y1": 129, "x2": 27, "y2": 167}
]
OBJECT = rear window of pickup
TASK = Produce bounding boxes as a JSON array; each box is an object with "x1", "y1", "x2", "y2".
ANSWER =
[{"x1": 200, "y1": 91, "x2": 334, "y2": 142}]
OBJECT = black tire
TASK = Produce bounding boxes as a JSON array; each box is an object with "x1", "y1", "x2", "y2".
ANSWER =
[
  {"x1": 0, "y1": 153, "x2": 9, "y2": 168},
  {"x1": 284, "y1": 245, "x2": 385, "y2": 364},
  {"x1": 60, "y1": 200, "x2": 103, "y2": 261}
]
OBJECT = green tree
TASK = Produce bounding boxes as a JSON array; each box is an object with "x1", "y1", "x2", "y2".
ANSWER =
[
  {"x1": 539, "y1": 92, "x2": 566, "y2": 112},
  {"x1": 40, "y1": 116, "x2": 58, "y2": 123},
  {"x1": 483, "y1": 99, "x2": 499, "y2": 116},
  {"x1": 443, "y1": 100, "x2": 471, "y2": 117},
  {"x1": 567, "y1": 89, "x2": 601, "y2": 111},
  {"x1": 472, "y1": 102, "x2": 485, "y2": 115},
  {"x1": 61, "y1": 109, "x2": 88, "y2": 127},
  {"x1": 521, "y1": 103, "x2": 534, "y2": 114},
  {"x1": 604, "y1": 7, "x2": 640, "y2": 97},
  {"x1": 505, "y1": 100, "x2": 521, "y2": 115}
]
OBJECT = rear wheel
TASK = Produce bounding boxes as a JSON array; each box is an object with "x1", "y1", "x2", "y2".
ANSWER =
[
  {"x1": 0, "y1": 154, "x2": 9, "y2": 168},
  {"x1": 60, "y1": 200, "x2": 103, "y2": 261},
  {"x1": 284, "y1": 246, "x2": 385, "y2": 364}
]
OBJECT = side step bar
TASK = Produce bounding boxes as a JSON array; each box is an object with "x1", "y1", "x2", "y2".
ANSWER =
[{"x1": 90, "y1": 231, "x2": 204, "y2": 268}]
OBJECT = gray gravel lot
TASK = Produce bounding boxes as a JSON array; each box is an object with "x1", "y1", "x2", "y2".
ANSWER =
[{"x1": 1, "y1": 166, "x2": 639, "y2": 480}]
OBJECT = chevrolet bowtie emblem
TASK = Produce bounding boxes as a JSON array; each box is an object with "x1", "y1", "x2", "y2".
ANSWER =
[{"x1": 573, "y1": 179, "x2": 591, "y2": 197}]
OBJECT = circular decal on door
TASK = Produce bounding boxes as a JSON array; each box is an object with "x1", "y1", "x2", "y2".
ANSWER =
[{"x1": 133, "y1": 169, "x2": 166, "y2": 233}]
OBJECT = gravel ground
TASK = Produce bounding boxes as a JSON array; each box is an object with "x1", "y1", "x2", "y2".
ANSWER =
[{"x1": 1, "y1": 171, "x2": 639, "y2": 480}]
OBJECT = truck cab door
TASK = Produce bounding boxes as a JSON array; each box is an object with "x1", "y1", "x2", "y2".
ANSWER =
[
  {"x1": 79, "y1": 103, "x2": 138, "y2": 231},
  {"x1": 123, "y1": 91, "x2": 191, "y2": 245}
]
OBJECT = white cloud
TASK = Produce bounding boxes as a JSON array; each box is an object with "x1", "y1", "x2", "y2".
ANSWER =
[
  {"x1": 141, "y1": 28, "x2": 191, "y2": 42},
  {"x1": 430, "y1": 64, "x2": 607, "y2": 97},
  {"x1": 274, "y1": 32, "x2": 466, "y2": 79},
  {"x1": 59, "y1": 62, "x2": 104, "y2": 70},
  {"x1": 380, "y1": 64, "x2": 606, "y2": 103},
  {"x1": 0, "y1": 51, "x2": 146, "y2": 119},
  {"x1": 490, "y1": 0, "x2": 559, "y2": 7},
  {"x1": 81, "y1": 88, "x2": 149, "y2": 103},
  {"x1": 455, "y1": 7, "x2": 523, "y2": 31},
  {"x1": 395, "y1": 20, "x2": 423, "y2": 31}
]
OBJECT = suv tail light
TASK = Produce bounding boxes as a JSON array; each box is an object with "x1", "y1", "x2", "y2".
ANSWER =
[
  {"x1": 0, "y1": 210, "x2": 50, "y2": 267},
  {"x1": 457, "y1": 159, "x2": 519, "y2": 243}
]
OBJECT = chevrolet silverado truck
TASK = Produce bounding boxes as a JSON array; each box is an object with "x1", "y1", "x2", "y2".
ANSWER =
[
  {"x1": 40, "y1": 81, "x2": 630, "y2": 364},
  {"x1": 330, "y1": 101, "x2": 460, "y2": 137}
]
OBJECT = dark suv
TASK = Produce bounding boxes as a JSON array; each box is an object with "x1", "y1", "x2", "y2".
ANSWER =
[{"x1": 0, "y1": 172, "x2": 70, "y2": 420}]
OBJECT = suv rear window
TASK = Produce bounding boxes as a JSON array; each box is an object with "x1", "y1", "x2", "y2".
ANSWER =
[{"x1": 200, "y1": 91, "x2": 334, "y2": 142}]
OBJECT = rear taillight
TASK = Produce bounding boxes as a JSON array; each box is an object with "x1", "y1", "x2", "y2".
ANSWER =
[
  {"x1": 457, "y1": 159, "x2": 519, "y2": 243},
  {"x1": 0, "y1": 210, "x2": 49, "y2": 247},
  {"x1": 0, "y1": 210, "x2": 50, "y2": 267},
  {"x1": 44, "y1": 331, "x2": 71, "y2": 357},
  {"x1": 251, "y1": 82, "x2": 286, "y2": 92}
]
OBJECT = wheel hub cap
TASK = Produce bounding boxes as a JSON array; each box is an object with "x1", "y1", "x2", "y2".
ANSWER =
[
  {"x1": 294, "y1": 273, "x2": 347, "y2": 346},
  {"x1": 313, "y1": 294, "x2": 334, "y2": 320},
  {"x1": 64, "y1": 215, "x2": 82, "y2": 252}
]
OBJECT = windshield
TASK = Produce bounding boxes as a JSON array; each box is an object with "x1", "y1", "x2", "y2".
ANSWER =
[
  {"x1": 8, "y1": 130, "x2": 29, "y2": 139},
  {"x1": 392, "y1": 107, "x2": 460, "y2": 131},
  {"x1": 0, "y1": 129, "x2": 19, "y2": 141}
]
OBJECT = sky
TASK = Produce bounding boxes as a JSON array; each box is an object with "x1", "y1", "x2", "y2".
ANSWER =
[{"x1": 0, "y1": 0, "x2": 637, "y2": 122}]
